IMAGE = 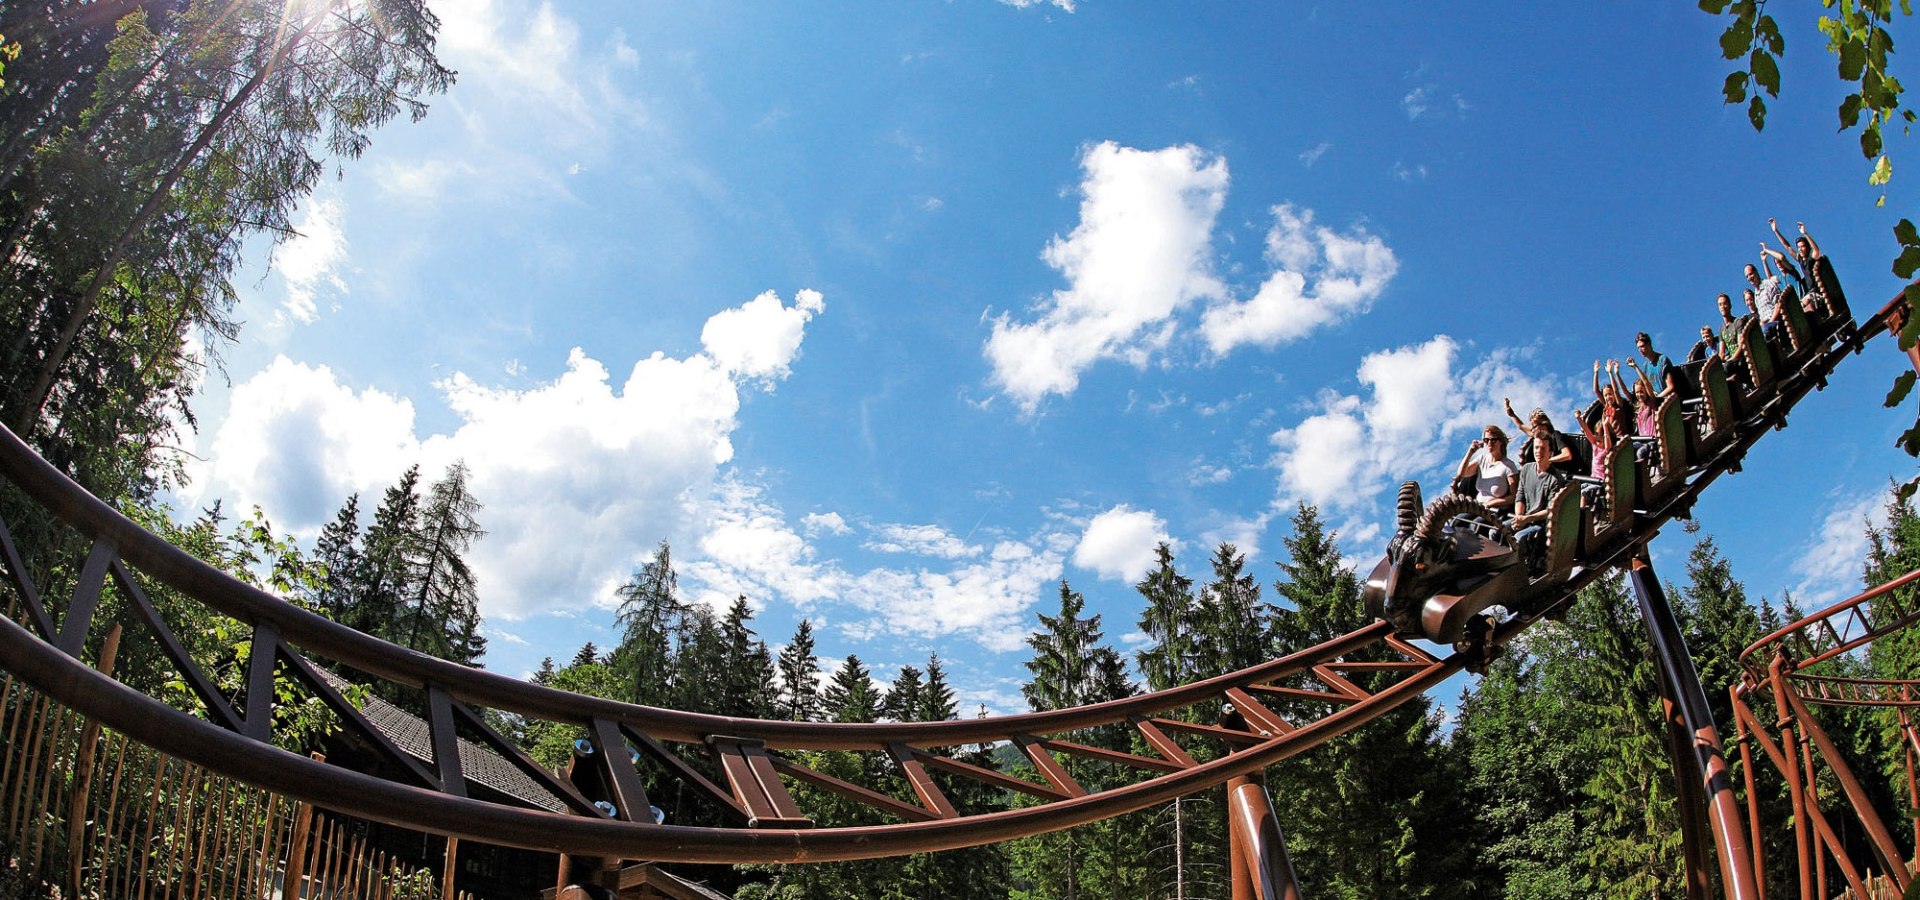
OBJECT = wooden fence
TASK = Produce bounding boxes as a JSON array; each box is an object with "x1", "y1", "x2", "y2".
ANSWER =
[{"x1": 0, "y1": 625, "x2": 474, "y2": 900}]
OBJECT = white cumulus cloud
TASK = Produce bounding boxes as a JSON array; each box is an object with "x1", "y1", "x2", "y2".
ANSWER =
[
  {"x1": 190, "y1": 357, "x2": 421, "y2": 526},
  {"x1": 701, "y1": 289, "x2": 826, "y2": 384},
  {"x1": 1199, "y1": 204, "x2": 1398, "y2": 354},
  {"x1": 984, "y1": 145, "x2": 1399, "y2": 412},
  {"x1": 802, "y1": 511, "x2": 852, "y2": 536},
  {"x1": 985, "y1": 142, "x2": 1229, "y2": 412},
  {"x1": 1269, "y1": 338, "x2": 1567, "y2": 514},
  {"x1": 1074, "y1": 505, "x2": 1172, "y2": 582},
  {"x1": 194, "y1": 290, "x2": 823, "y2": 620}
]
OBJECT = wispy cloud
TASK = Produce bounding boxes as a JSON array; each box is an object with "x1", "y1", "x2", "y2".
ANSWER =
[
  {"x1": 1299, "y1": 142, "x2": 1332, "y2": 167},
  {"x1": 865, "y1": 523, "x2": 983, "y2": 560},
  {"x1": 271, "y1": 197, "x2": 349, "y2": 324},
  {"x1": 1791, "y1": 490, "x2": 1887, "y2": 607},
  {"x1": 1402, "y1": 85, "x2": 1467, "y2": 121}
]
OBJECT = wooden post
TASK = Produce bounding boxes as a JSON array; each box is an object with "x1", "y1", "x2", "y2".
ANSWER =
[
  {"x1": 66, "y1": 623, "x2": 119, "y2": 894},
  {"x1": 441, "y1": 836, "x2": 460, "y2": 900},
  {"x1": 281, "y1": 753, "x2": 324, "y2": 900},
  {"x1": 26, "y1": 697, "x2": 70, "y2": 880}
]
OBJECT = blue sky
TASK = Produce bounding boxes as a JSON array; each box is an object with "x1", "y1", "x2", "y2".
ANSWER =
[{"x1": 174, "y1": 0, "x2": 1920, "y2": 714}]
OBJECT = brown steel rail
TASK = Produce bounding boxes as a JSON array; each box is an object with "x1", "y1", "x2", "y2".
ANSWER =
[
  {"x1": 1739, "y1": 567, "x2": 1920, "y2": 676},
  {"x1": 1730, "y1": 560, "x2": 1920, "y2": 896},
  {"x1": 0, "y1": 282, "x2": 1898, "y2": 867}
]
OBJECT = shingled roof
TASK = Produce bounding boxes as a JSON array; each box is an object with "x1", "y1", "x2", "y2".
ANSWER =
[{"x1": 315, "y1": 668, "x2": 569, "y2": 813}]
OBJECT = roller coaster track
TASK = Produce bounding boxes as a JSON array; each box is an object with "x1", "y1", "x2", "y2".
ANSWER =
[
  {"x1": 1730, "y1": 561, "x2": 1920, "y2": 898},
  {"x1": 0, "y1": 284, "x2": 1902, "y2": 869}
]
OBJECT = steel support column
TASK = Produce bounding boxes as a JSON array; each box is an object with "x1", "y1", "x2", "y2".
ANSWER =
[
  {"x1": 1628, "y1": 554, "x2": 1763, "y2": 900},
  {"x1": 1226, "y1": 773, "x2": 1301, "y2": 900}
]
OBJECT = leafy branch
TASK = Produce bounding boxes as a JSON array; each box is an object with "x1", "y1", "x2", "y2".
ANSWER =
[{"x1": 1704, "y1": 0, "x2": 1920, "y2": 458}]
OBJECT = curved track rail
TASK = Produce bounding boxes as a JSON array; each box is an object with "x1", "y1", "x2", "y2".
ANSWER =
[
  {"x1": 0, "y1": 287, "x2": 1896, "y2": 864},
  {"x1": 1730, "y1": 562, "x2": 1920, "y2": 898}
]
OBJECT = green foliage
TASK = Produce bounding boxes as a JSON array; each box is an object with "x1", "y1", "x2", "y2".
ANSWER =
[
  {"x1": 0, "y1": 31, "x2": 15, "y2": 90},
  {"x1": 612, "y1": 541, "x2": 685, "y2": 706},
  {"x1": 777, "y1": 618, "x2": 825, "y2": 721},
  {"x1": 1134, "y1": 542, "x2": 1197, "y2": 694},
  {"x1": 521, "y1": 649, "x2": 625, "y2": 770},
  {"x1": 0, "y1": 0, "x2": 452, "y2": 500},
  {"x1": 1896, "y1": 219, "x2": 1920, "y2": 278},
  {"x1": 1010, "y1": 579, "x2": 1144, "y2": 899},
  {"x1": 1258, "y1": 504, "x2": 1473, "y2": 899}
]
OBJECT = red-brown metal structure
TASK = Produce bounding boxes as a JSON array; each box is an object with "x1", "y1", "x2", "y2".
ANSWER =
[
  {"x1": 0, "y1": 270, "x2": 1907, "y2": 895},
  {"x1": 1731, "y1": 565, "x2": 1920, "y2": 898}
]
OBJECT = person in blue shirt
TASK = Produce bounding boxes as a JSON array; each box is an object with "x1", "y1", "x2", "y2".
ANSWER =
[{"x1": 1627, "y1": 331, "x2": 1676, "y2": 403}]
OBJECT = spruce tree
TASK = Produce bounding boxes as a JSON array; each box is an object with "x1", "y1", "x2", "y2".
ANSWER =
[
  {"x1": 1270, "y1": 503, "x2": 1362, "y2": 650},
  {"x1": 351, "y1": 465, "x2": 421, "y2": 641},
  {"x1": 824, "y1": 656, "x2": 881, "y2": 724},
  {"x1": 672, "y1": 604, "x2": 725, "y2": 714},
  {"x1": 1263, "y1": 503, "x2": 1470, "y2": 899},
  {"x1": 776, "y1": 619, "x2": 824, "y2": 722},
  {"x1": 1025, "y1": 581, "x2": 1103, "y2": 714},
  {"x1": 1197, "y1": 542, "x2": 1266, "y2": 679},
  {"x1": 883, "y1": 664, "x2": 925, "y2": 723},
  {"x1": 919, "y1": 655, "x2": 959, "y2": 726},
  {"x1": 1135, "y1": 543, "x2": 1197, "y2": 693},
  {"x1": 717, "y1": 596, "x2": 776, "y2": 719},
  {"x1": 310, "y1": 493, "x2": 361, "y2": 622},
  {"x1": 405, "y1": 462, "x2": 486, "y2": 664},
  {"x1": 613, "y1": 542, "x2": 684, "y2": 706},
  {"x1": 1573, "y1": 574, "x2": 1685, "y2": 896},
  {"x1": 1677, "y1": 534, "x2": 1764, "y2": 735}
]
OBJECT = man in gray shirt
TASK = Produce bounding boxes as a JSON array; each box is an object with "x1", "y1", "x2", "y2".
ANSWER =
[{"x1": 1509, "y1": 432, "x2": 1559, "y2": 574}]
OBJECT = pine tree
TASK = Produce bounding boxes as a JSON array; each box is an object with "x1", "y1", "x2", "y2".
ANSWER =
[
  {"x1": 717, "y1": 596, "x2": 776, "y2": 720},
  {"x1": 1011, "y1": 583, "x2": 1144, "y2": 900},
  {"x1": 350, "y1": 466, "x2": 421, "y2": 641},
  {"x1": 571, "y1": 642, "x2": 600, "y2": 669},
  {"x1": 404, "y1": 462, "x2": 486, "y2": 665},
  {"x1": 1025, "y1": 581, "x2": 1103, "y2": 714},
  {"x1": 613, "y1": 542, "x2": 684, "y2": 706},
  {"x1": 1262, "y1": 503, "x2": 1471, "y2": 899},
  {"x1": 1270, "y1": 503, "x2": 1362, "y2": 650},
  {"x1": 919, "y1": 655, "x2": 959, "y2": 726},
  {"x1": 672, "y1": 604, "x2": 726, "y2": 714},
  {"x1": 1677, "y1": 534, "x2": 1764, "y2": 736},
  {"x1": 1574, "y1": 574, "x2": 1686, "y2": 897},
  {"x1": 776, "y1": 619, "x2": 824, "y2": 722},
  {"x1": 1135, "y1": 543, "x2": 1198, "y2": 693},
  {"x1": 309, "y1": 493, "x2": 361, "y2": 622},
  {"x1": 824, "y1": 656, "x2": 881, "y2": 724},
  {"x1": 883, "y1": 664, "x2": 925, "y2": 723},
  {"x1": 1196, "y1": 542, "x2": 1266, "y2": 679},
  {"x1": 897, "y1": 655, "x2": 1009, "y2": 900}
]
